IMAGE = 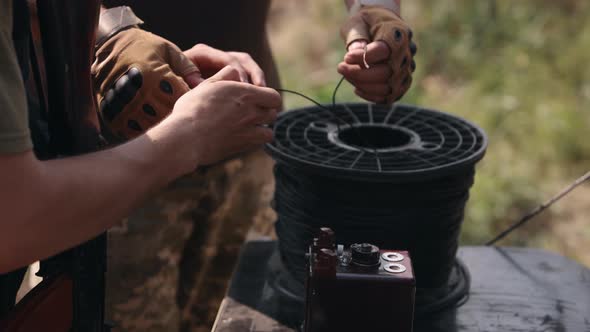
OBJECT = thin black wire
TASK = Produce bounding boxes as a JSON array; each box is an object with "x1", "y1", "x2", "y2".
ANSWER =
[
  {"x1": 272, "y1": 78, "x2": 473, "y2": 318},
  {"x1": 273, "y1": 165, "x2": 475, "y2": 317},
  {"x1": 276, "y1": 77, "x2": 374, "y2": 155},
  {"x1": 277, "y1": 77, "x2": 353, "y2": 129},
  {"x1": 331, "y1": 76, "x2": 345, "y2": 133},
  {"x1": 486, "y1": 170, "x2": 590, "y2": 246}
]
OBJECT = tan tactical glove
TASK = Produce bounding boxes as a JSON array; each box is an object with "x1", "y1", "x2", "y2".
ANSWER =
[
  {"x1": 92, "y1": 13, "x2": 199, "y2": 140},
  {"x1": 341, "y1": 5, "x2": 417, "y2": 104}
]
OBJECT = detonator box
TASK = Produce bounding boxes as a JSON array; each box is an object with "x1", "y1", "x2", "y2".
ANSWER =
[{"x1": 303, "y1": 228, "x2": 416, "y2": 332}]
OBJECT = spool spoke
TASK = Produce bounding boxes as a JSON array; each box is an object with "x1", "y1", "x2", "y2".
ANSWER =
[{"x1": 269, "y1": 103, "x2": 486, "y2": 181}]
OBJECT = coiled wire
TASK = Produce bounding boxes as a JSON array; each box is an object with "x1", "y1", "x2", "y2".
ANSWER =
[
  {"x1": 270, "y1": 80, "x2": 475, "y2": 318},
  {"x1": 272, "y1": 158, "x2": 474, "y2": 316}
]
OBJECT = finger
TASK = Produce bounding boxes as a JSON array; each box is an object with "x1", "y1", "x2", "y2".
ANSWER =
[
  {"x1": 241, "y1": 85, "x2": 283, "y2": 109},
  {"x1": 348, "y1": 40, "x2": 368, "y2": 51},
  {"x1": 344, "y1": 41, "x2": 390, "y2": 66},
  {"x1": 252, "y1": 108, "x2": 278, "y2": 126},
  {"x1": 204, "y1": 65, "x2": 242, "y2": 84},
  {"x1": 166, "y1": 43, "x2": 201, "y2": 79},
  {"x1": 351, "y1": 83, "x2": 391, "y2": 96},
  {"x1": 246, "y1": 126, "x2": 274, "y2": 145},
  {"x1": 341, "y1": 14, "x2": 370, "y2": 50},
  {"x1": 100, "y1": 67, "x2": 143, "y2": 122},
  {"x1": 230, "y1": 53, "x2": 267, "y2": 87},
  {"x1": 337, "y1": 62, "x2": 391, "y2": 84},
  {"x1": 183, "y1": 44, "x2": 235, "y2": 75},
  {"x1": 354, "y1": 88, "x2": 388, "y2": 104},
  {"x1": 124, "y1": 100, "x2": 168, "y2": 135},
  {"x1": 183, "y1": 71, "x2": 204, "y2": 88},
  {"x1": 150, "y1": 69, "x2": 190, "y2": 108},
  {"x1": 230, "y1": 62, "x2": 250, "y2": 83}
]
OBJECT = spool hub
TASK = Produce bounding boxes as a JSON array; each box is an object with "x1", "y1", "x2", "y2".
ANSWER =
[{"x1": 267, "y1": 103, "x2": 488, "y2": 182}]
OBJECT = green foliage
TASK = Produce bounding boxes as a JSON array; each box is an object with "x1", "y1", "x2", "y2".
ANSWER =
[
  {"x1": 410, "y1": 0, "x2": 590, "y2": 246},
  {"x1": 271, "y1": 0, "x2": 589, "y2": 260}
]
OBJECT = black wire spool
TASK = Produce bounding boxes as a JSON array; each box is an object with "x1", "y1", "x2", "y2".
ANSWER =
[{"x1": 265, "y1": 103, "x2": 487, "y2": 321}]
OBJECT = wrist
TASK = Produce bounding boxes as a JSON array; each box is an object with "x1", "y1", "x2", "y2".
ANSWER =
[
  {"x1": 149, "y1": 113, "x2": 200, "y2": 177},
  {"x1": 349, "y1": 0, "x2": 401, "y2": 16},
  {"x1": 96, "y1": 6, "x2": 144, "y2": 49}
]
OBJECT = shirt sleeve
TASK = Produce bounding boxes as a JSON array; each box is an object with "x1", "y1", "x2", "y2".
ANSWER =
[{"x1": 0, "y1": 0, "x2": 33, "y2": 154}]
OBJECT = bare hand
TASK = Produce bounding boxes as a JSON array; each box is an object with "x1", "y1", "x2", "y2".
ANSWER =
[
  {"x1": 183, "y1": 44, "x2": 266, "y2": 88},
  {"x1": 168, "y1": 66, "x2": 281, "y2": 166}
]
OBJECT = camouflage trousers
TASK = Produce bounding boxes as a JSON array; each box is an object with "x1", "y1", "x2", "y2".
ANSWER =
[
  {"x1": 100, "y1": 1, "x2": 278, "y2": 330},
  {"x1": 106, "y1": 150, "x2": 276, "y2": 332}
]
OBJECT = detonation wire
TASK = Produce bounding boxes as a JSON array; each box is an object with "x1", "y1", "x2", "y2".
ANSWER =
[
  {"x1": 272, "y1": 78, "x2": 589, "y2": 318},
  {"x1": 486, "y1": 170, "x2": 590, "y2": 246},
  {"x1": 276, "y1": 77, "x2": 350, "y2": 131},
  {"x1": 273, "y1": 78, "x2": 472, "y2": 317},
  {"x1": 278, "y1": 79, "x2": 590, "y2": 248},
  {"x1": 276, "y1": 76, "x2": 378, "y2": 156}
]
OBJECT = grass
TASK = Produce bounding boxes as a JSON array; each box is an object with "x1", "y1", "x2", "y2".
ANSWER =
[{"x1": 268, "y1": 0, "x2": 590, "y2": 266}]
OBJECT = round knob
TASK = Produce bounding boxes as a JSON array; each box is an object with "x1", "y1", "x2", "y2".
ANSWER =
[{"x1": 350, "y1": 243, "x2": 380, "y2": 266}]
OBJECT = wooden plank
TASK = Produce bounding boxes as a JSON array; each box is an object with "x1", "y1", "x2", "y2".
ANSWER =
[{"x1": 212, "y1": 297, "x2": 293, "y2": 332}]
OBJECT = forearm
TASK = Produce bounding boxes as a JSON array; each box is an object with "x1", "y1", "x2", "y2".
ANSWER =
[
  {"x1": 0, "y1": 120, "x2": 193, "y2": 273},
  {"x1": 344, "y1": 0, "x2": 401, "y2": 13}
]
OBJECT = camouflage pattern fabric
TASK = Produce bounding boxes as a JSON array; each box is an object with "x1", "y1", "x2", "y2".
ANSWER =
[
  {"x1": 106, "y1": 150, "x2": 277, "y2": 332},
  {"x1": 102, "y1": 1, "x2": 279, "y2": 330}
]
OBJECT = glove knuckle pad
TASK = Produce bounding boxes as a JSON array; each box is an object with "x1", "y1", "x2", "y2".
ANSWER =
[{"x1": 341, "y1": 6, "x2": 415, "y2": 104}]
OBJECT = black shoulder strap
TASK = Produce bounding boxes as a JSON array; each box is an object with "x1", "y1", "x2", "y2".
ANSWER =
[
  {"x1": 0, "y1": 2, "x2": 107, "y2": 331},
  {"x1": 0, "y1": 0, "x2": 39, "y2": 317},
  {"x1": 0, "y1": 269, "x2": 27, "y2": 317}
]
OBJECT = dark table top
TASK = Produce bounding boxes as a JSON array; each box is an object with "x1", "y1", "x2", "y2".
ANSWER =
[{"x1": 213, "y1": 242, "x2": 590, "y2": 332}]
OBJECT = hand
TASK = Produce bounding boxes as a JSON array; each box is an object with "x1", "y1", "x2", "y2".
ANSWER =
[
  {"x1": 92, "y1": 28, "x2": 201, "y2": 140},
  {"x1": 339, "y1": 6, "x2": 417, "y2": 104},
  {"x1": 183, "y1": 43, "x2": 266, "y2": 87},
  {"x1": 167, "y1": 66, "x2": 281, "y2": 167}
]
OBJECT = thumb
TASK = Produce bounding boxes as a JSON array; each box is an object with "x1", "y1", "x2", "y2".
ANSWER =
[
  {"x1": 348, "y1": 40, "x2": 368, "y2": 51},
  {"x1": 344, "y1": 41, "x2": 390, "y2": 66},
  {"x1": 204, "y1": 65, "x2": 242, "y2": 84}
]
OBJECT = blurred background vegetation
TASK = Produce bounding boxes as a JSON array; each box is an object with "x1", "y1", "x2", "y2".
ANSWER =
[{"x1": 267, "y1": 0, "x2": 590, "y2": 266}]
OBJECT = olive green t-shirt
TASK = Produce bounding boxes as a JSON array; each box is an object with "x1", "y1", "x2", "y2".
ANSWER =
[{"x1": 0, "y1": 0, "x2": 32, "y2": 154}]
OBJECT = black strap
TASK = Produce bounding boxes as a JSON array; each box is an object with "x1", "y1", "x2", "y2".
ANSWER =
[
  {"x1": 0, "y1": 268, "x2": 27, "y2": 317},
  {"x1": 0, "y1": 0, "x2": 38, "y2": 316}
]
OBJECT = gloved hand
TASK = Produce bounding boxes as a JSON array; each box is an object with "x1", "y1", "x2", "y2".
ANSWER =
[
  {"x1": 340, "y1": 5, "x2": 417, "y2": 104},
  {"x1": 92, "y1": 27, "x2": 201, "y2": 140}
]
